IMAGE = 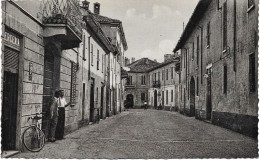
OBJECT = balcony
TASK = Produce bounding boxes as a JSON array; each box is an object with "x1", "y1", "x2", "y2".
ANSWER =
[
  {"x1": 152, "y1": 81, "x2": 161, "y2": 88},
  {"x1": 125, "y1": 84, "x2": 136, "y2": 89},
  {"x1": 39, "y1": 0, "x2": 83, "y2": 49}
]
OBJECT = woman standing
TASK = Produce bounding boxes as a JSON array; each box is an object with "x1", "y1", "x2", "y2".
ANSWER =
[{"x1": 55, "y1": 90, "x2": 71, "y2": 140}]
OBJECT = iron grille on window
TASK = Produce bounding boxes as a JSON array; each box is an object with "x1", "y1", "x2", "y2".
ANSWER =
[
  {"x1": 171, "y1": 67, "x2": 173, "y2": 79},
  {"x1": 70, "y1": 62, "x2": 77, "y2": 105},
  {"x1": 249, "y1": 53, "x2": 256, "y2": 92}
]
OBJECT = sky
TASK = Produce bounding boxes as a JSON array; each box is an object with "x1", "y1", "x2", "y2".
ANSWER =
[
  {"x1": 86, "y1": 0, "x2": 199, "y2": 62},
  {"x1": 17, "y1": 0, "x2": 199, "y2": 63}
]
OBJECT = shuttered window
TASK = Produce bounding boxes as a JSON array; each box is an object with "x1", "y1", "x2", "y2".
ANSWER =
[
  {"x1": 4, "y1": 47, "x2": 19, "y2": 73},
  {"x1": 70, "y1": 62, "x2": 77, "y2": 105}
]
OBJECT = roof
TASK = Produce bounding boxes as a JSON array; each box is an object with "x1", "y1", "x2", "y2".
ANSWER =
[
  {"x1": 173, "y1": 0, "x2": 212, "y2": 52},
  {"x1": 147, "y1": 58, "x2": 179, "y2": 72},
  {"x1": 127, "y1": 58, "x2": 160, "y2": 73},
  {"x1": 92, "y1": 13, "x2": 128, "y2": 51},
  {"x1": 92, "y1": 13, "x2": 121, "y2": 23}
]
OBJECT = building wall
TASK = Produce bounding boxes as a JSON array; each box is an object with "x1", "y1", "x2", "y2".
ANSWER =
[
  {"x1": 2, "y1": 1, "x2": 44, "y2": 150},
  {"x1": 125, "y1": 72, "x2": 149, "y2": 108},
  {"x1": 178, "y1": 0, "x2": 258, "y2": 138},
  {"x1": 148, "y1": 62, "x2": 179, "y2": 110}
]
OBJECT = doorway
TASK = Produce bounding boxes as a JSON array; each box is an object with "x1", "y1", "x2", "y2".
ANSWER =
[
  {"x1": 126, "y1": 94, "x2": 134, "y2": 109},
  {"x1": 90, "y1": 78, "x2": 95, "y2": 122},
  {"x1": 100, "y1": 85, "x2": 104, "y2": 119},
  {"x1": 82, "y1": 83, "x2": 86, "y2": 121},
  {"x1": 154, "y1": 90, "x2": 157, "y2": 108},
  {"x1": 206, "y1": 68, "x2": 212, "y2": 120},
  {"x1": 42, "y1": 43, "x2": 60, "y2": 137},
  {"x1": 2, "y1": 47, "x2": 19, "y2": 150},
  {"x1": 190, "y1": 77, "x2": 195, "y2": 116}
]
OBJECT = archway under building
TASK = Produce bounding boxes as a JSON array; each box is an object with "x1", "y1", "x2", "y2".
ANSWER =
[{"x1": 190, "y1": 77, "x2": 195, "y2": 116}]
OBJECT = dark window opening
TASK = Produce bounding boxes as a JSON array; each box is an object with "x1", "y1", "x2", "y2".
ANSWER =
[
  {"x1": 223, "y1": 65, "x2": 227, "y2": 94},
  {"x1": 249, "y1": 53, "x2": 256, "y2": 92},
  {"x1": 223, "y1": 2, "x2": 227, "y2": 50}
]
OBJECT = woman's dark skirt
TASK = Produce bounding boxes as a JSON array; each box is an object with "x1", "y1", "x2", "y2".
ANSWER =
[{"x1": 55, "y1": 107, "x2": 65, "y2": 140}]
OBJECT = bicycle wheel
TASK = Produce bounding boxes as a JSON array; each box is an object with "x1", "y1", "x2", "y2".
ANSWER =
[{"x1": 22, "y1": 126, "x2": 46, "y2": 152}]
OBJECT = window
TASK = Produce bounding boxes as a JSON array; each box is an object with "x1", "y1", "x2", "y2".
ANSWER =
[
  {"x1": 97, "y1": 49, "x2": 99, "y2": 70},
  {"x1": 249, "y1": 53, "x2": 256, "y2": 92},
  {"x1": 223, "y1": 2, "x2": 227, "y2": 51},
  {"x1": 162, "y1": 70, "x2": 165, "y2": 80},
  {"x1": 102, "y1": 54, "x2": 104, "y2": 73},
  {"x1": 91, "y1": 44, "x2": 93, "y2": 66},
  {"x1": 141, "y1": 75, "x2": 146, "y2": 85},
  {"x1": 96, "y1": 87, "x2": 98, "y2": 103},
  {"x1": 248, "y1": 0, "x2": 255, "y2": 9},
  {"x1": 207, "y1": 22, "x2": 210, "y2": 47},
  {"x1": 171, "y1": 67, "x2": 173, "y2": 79},
  {"x1": 254, "y1": 30, "x2": 258, "y2": 49},
  {"x1": 127, "y1": 76, "x2": 132, "y2": 85},
  {"x1": 141, "y1": 93, "x2": 146, "y2": 101},
  {"x1": 158, "y1": 71, "x2": 160, "y2": 81},
  {"x1": 171, "y1": 90, "x2": 173, "y2": 102},
  {"x1": 184, "y1": 52, "x2": 186, "y2": 68},
  {"x1": 166, "y1": 90, "x2": 168, "y2": 104},
  {"x1": 180, "y1": 86, "x2": 182, "y2": 101},
  {"x1": 166, "y1": 69, "x2": 168, "y2": 80},
  {"x1": 154, "y1": 73, "x2": 157, "y2": 81},
  {"x1": 162, "y1": 91, "x2": 164, "y2": 105},
  {"x1": 197, "y1": 36, "x2": 199, "y2": 66},
  {"x1": 192, "y1": 42, "x2": 194, "y2": 60},
  {"x1": 223, "y1": 65, "x2": 227, "y2": 94},
  {"x1": 70, "y1": 62, "x2": 77, "y2": 105},
  {"x1": 83, "y1": 35, "x2": 86, "y2": 61},
  {"x1": 196, "y1": 77, "x2": 199, "y2": 96}
]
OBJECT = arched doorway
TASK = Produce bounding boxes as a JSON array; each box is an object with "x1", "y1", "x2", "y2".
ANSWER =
[
  {"x1": 190, "y1": 77, "x2": 195, "y2": 116},
  {"x1": 126, "y1": 94, "x2": 134, "y2": 109},
  {"x1": 154, "y1": 90, "x2": 157, "y2": 108},
  {"x1": 42, "y1": 43, "x2": 61, "y2": 138}
]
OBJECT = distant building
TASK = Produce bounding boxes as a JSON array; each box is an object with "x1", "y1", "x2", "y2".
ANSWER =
[
  {"x1": 125, "y1": 58, "x2": 159, "y2": 108},
  {"x1": 125, "y1": 57, "x2": 180, "y2": 109},
  {"x1": 173, "y1": 0, "x2": 258, "y2": 138}
]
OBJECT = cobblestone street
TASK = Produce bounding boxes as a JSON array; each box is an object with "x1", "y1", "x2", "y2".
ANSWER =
[{"x1": 13, "y1": 110, "x2": 258, "y2": 159}]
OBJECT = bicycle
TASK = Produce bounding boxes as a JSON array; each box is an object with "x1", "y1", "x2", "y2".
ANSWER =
[{"x1": 22, "y1": 112, "x2": 46, "y2": 152}]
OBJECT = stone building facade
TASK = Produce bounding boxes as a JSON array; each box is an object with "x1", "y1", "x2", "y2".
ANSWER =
[
  {"x1": 173, "y1": 0, "x2": 258, "y2": 138},
  {"x1": 125, "y1": 58, "x2": 159, "y2": 108},
  {"x1": 148, "y1": 59, "x2": 180, "y2": 111},
  {"x1": 1, "y1": 0, "x2": 128, "y2": 152},
  {"x1": 125, "y1": 56, "x2": 180, "y2": 109}
]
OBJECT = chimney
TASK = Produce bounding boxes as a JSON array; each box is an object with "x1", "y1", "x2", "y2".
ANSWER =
[
  {"x1": 154, "y1": 59, "x2": 157, "y2": 62},
  {"x1": 81, "y1": 0, "x2": 90, "y2": 10},
  {"x1": 94, "y1": 2, "x2": 100, "y2": 14},
  {"x1": 131, "y1": 57, "x2": 135, "y2": 63}
]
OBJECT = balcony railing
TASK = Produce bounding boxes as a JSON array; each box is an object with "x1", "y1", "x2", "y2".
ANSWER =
[
  {"x1": 153, "y1": 81, "x2": 161, "y2": 88},
  {"x1": 39, "y1": 0, "x2": 84, "y2": 39},
  {"x1": 125, "y1": 84, "x2": 136, "y2": 89}
]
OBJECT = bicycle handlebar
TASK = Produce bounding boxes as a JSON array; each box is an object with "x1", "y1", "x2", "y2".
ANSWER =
[{"x1": 27, "y1": 112, "x2": 46, "y2": 121}]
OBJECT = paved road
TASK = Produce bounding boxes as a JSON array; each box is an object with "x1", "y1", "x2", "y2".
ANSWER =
[{"x1": 13, "y1": 109, "x2": 258, "y2": 158}]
